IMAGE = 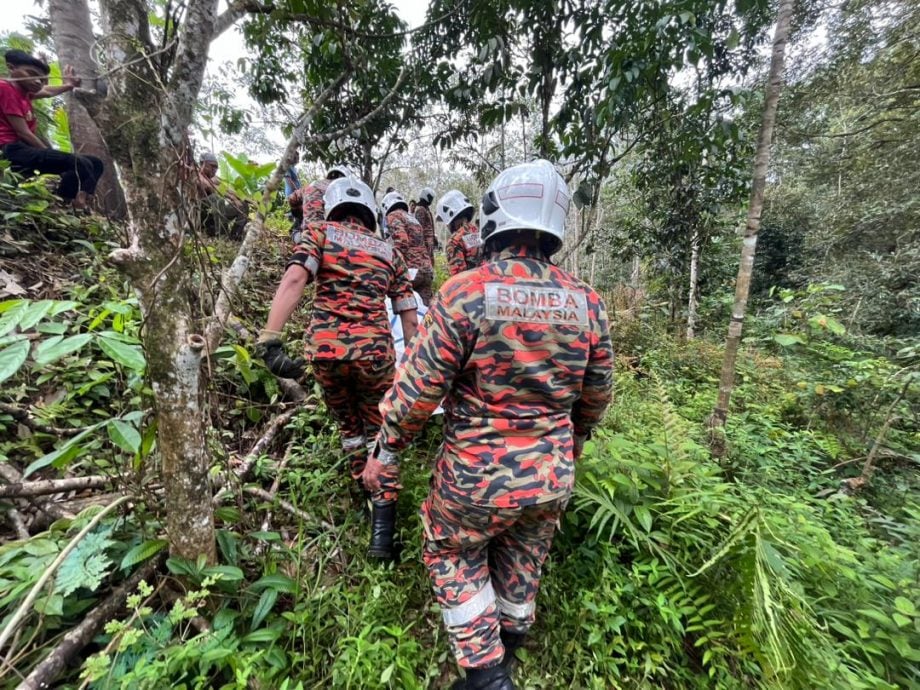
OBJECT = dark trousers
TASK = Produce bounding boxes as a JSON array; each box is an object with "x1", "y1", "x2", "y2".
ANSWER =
[{"x1": 2, "y1": 142, "x2": 104, "y2": 201}]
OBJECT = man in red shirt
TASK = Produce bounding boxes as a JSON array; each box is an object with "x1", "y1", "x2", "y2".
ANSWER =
[{"x1": 0, "y1": 50, "x2": 104, "y2": 211}]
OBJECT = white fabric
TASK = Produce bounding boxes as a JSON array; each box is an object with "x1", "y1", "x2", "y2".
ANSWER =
[
  {"x1": 387, "y1": 290, "x2": 442, "y2": 415},
  {"x1": 496, "y1": 594, "x2": 535, "y2": 621},
  {"x1": 441, "y1": 581, "x2": 496, "y2": 627}
]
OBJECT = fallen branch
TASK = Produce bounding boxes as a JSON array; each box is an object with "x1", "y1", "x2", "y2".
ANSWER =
[
  {"x1": 0, "y1": 403, "x2": 84, "y2": 437},
  {"x1": 17, "y1": 554, "x2": 164, "y2": 690},
  {"x1": 0, "y1": 476, "x2": 111, "y2": 499},
  {"x1": 0, "y1": 495, "x2": 131, "y2": 654},
  {"x1": 0, "y1": 465, "x2": 74, "y2": 523},
  {"x1": 6, "y1": 509, "x2": 28, "y2": 540},
  {"x1": 244, "y1": 487, "x2": 335, "y2": 533},
  {"x1": 233, "y1": 405, "x2": 305, "y2": 480},
  {"x1": 253, "y1": 440, "x2": 296, "y2": 556}
]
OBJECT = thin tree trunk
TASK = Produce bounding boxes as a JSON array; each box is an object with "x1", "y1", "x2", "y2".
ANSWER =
[
  {"x1": 709, "y1": 0, "x2": 794, "y2": 441},
  {"x1": 93, "y1": 0, "x2": 219, "y2": 562},
  {"x1": 47, "y1": 0, "x2": 127, "y2": 219},
  {"x1": 590, "y1": 249, "x2": 597, "y2": 285},
  {"x1": 686, "y1": 229, "x2": 700, "y2": 340}
]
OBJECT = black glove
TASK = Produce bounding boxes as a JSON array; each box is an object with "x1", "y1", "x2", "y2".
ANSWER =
[{"x1": 258, "y1": 339, "x2": 306, "y2": 379}]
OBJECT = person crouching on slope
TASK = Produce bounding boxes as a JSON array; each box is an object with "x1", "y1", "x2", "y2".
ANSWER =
[
  {"x1": 362, "y1": 160, "x2": 614, "y2": 689},
  {"x1": 439, "y1": 189, "x2": 482, "y2": 276},
  {"x1": 258, "y1": 176, "x2": 418, "y2": 561}
]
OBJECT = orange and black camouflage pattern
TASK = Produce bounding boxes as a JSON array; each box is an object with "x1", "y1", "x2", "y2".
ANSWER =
[
  {"x1": 421, "y1": 490, "x2": 565, "y2": 667},
  {"x1": 287, "y1": 178, "x2": 330, "y2": 243},
  {"x1": 313, "y1": 359, "x2": 400, "y2": 502},
  {"x1": 388, "y1": 208, "x2": 435, "y2": 305},
  {"x1": 288, "y1": 217, "x2": 417, "y2": 362},
  {"x1": 387, "y1": 209, "x2": 434, "y2": 273},
  {"x1": 446, "y1": 221, "x2": 483, "y2": 275},
  {"x1": 414, "y1": 204, "x2": 436, "y2": 261},
  {"x1": 378, "y1": 244, "x2": 614, "y2": 508}
]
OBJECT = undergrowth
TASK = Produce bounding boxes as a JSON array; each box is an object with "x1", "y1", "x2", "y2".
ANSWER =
[{"x1": 0, "y1": 182, "x2": 917, "y2": 688}]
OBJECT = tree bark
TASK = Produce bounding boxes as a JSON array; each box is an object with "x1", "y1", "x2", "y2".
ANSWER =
[
  {"x1": 47, "y1": 0, "x2": 127, "y2": 219},
  {"x1": 92, "y1": 0, "x2": 219, "y2": 562},
  {"x1": 709, "y1": 0, "x2": 794, "y2": 441},
  {"x1": 686, "y1": 229, "x2": 700, "y2": 340}
]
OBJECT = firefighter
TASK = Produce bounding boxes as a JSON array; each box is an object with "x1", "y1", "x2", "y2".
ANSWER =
[
  {"x1": 259, "y1": 176, "x2": 418, "y2": 560},
  {"x1": 415, "y1": 186, "x2": 437, "y2": 261},
  {"x1": 287, "y1": 163, "x2": 352, "y2": 243},
  {"x1": 383, "y1": 190, "x2": 435, "y2": 307},
  {"x1": 362, "y1": 160, "x2": 615, "y2": 689},
  {"x1": 438, "y1": 189, "x2": 482, "y2": 275}
]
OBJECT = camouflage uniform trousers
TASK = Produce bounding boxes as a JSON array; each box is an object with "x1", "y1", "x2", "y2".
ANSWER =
[
  {"x1": 412, "y1": 266, "x2": 434, "y2": 306},
  {"x1": 312, "y1": 359, "x2": 401, "y2": 501},
  {"x1": 420, "y1": 489, "x2": 566, "y2": 668}
]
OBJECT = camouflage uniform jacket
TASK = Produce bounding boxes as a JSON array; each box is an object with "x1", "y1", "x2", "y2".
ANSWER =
[
  {"x1": 387, "y1": 209, "x2": 434, "y2": 272},
  {"x1": 377, "y1": 245, "x2": 614, "y2": 508},
  {"x1": 300, "y1": 178, "x2": 332, "y2": 223},
  {"x1": 414, "y1": 204, "x2": 436, "y2": 260},
  {"x1": 288, "y1": 218, "x2": 417, "y2": 361},
  {"x1": 446, "y1": 221, "x2": 483, "y2": 275}
]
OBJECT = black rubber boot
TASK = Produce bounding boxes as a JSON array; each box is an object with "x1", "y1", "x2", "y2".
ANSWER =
[
  {"x1": 450, "y1": 664, "x2": 516, "y2": 690},
  {"x1": 367, "y1": 500, "x2": 398, "y2": 560},
  {"x1": 500, "y1": 629, "x2": 526, "y2": 670}
]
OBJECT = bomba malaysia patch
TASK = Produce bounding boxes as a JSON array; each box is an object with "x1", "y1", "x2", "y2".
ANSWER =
[
  {"x1": 327, "y1": 227, "x2": 393, "y2": 262},
  {"x1": 462, "y1": 232, "x2": 483, "y2": 249},
  {"x1": 484, "y1": 283, "x2": 588, "y2": 325}
]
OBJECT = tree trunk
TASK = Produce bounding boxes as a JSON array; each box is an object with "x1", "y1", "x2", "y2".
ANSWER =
[
  {"x1": 686, "y1": 229, "x2": 700, "y2": 340},
  {"x1": 709, "y1": 0, "x2": 794, "y2": 439},
  {"x1": 88, "y1": 0, "x2": 219, "y2": 562},
  {"x1": 47, "y1": 0, "x2": 127, "y2": 219}
]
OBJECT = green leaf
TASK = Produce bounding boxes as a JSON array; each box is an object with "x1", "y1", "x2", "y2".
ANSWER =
[
  {"x1": 0, "y1": 339, "x2": 30, "y2": 383},
  {"x1": 203, "y1": 564, "x2": 244, "y2": 582},
  {"x1": 120, "y1": 539, "x2": 167, "y2": 569},
  {"x1": 23, "y1": 422, "x2": 105, "y2": 477},
  {"x1": 55, "y1": 527, "x2": 115, "y2": 596},
  {"x1": 96, "y1": 335, "x2": 145, "y2": 372},
  {"x1": 0, "y1": 300, "x2": 26, "y2": 337},
  {"x1": 18, "y1": 300, "x2": 54, "y2": 330},
  {"x1": 250, "y1": 573, "x2": 297, "y2": 594},
  {"x1": 108, "y1": 419, "x2": 141, "y2": 455},
  {"x1": 892, "y1": 613, "x2": 912, "y2": 628},
  {"x1": 241, "y1": 627, "x2": 282, "y2": 643},
  {"x1": 894, "y1": 596, "x2": 917, "y2": 617},
  {"x1": 33, "y1": 333, "x2": 92, "y2": 366},
  {"x1": 773, "y1": 333, "x2": 804, "y2": 347},
  {"x1": 251, "y1": 588, "x2": 278, "y2": 630},
  {"x1": 634, "y1": 505, "x2": 653, "y2": 532}
]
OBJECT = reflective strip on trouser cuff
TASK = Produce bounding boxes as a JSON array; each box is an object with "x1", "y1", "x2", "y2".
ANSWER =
[
  {"x1": 342, "y1": 436, "x2": 366, "y2": 451},
  {"x1": 441, "y1": 581, "x2": 496, "y2": 627},
  {"x1": 496, "y1": 594, "x2": 535, "y2": 621}
]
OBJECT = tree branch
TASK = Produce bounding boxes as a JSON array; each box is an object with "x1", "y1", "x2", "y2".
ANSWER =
[
  {"x1": 0, "y1": 476, "x2": 111, "y2": 499},
  {"x1": 212, "y1": 0, "x2": 249, "y2": 39},
  {"x1": 16, "y1": 554, "x2": 164, "y2": 690},
  {"x1": 165, "y1": 0, "x2": 220, "y2": 144}
]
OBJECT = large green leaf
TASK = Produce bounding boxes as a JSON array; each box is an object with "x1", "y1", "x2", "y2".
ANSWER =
[
  {"x1": 23, "y1": 421, "x2": 106, "y2": 477},
  {"x1": 120, "y1": 539, "x2": 167, "y2": 569},
  {"x1": 17, "y1": 300, "x2": 54, "y2": 331},
  {"x1": 0, "y1": 300, "x2": 27, "y2": 337},
  {"x1": 33, "y1": 333, "x2": 93, "y2": 366},
  {"x1": 0, "y1": 339, "x2": 29, "y2": 383},
  {"x1": 108, "y1": 419, "x2": 141, "y2": 455},
  {"x1": 96, "y1": 334, "x2": 146, "y2": 372}
]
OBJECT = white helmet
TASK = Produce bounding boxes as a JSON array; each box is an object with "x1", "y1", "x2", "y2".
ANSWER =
[
  {"x1": 381, "y1": 191, "x2": 409, "y2": 215},
  {"x1": 326, "y1": 164, "x2": 353, "y2": 180},
  {"x1": 417, "y1": 187, "x2": 435, "y2": 205},
  {"x1": 479, "y1": 159, "x2": 569, "y2": 256},
  {"x1": 436, "y1": 190, "x2": 475, "y2": 226},
  {"x1": 324, "y1": 176, "x2": 377, "y2": 231}
]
